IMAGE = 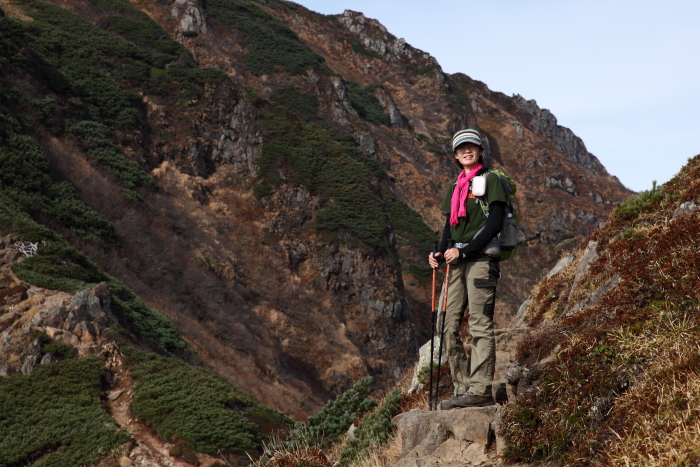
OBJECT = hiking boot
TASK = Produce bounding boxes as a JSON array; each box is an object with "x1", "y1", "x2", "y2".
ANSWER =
[
  {"x1": 438, "y1": 394, "x2": 466, "y2": 410},
  {"x1": 451, "y1": 391, "x2": 494, "y2": 407}
]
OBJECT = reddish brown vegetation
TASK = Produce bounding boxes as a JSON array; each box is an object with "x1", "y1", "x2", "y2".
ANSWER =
[{"x1": 501, "y1": 154, "x2": 700, "y2": 465}]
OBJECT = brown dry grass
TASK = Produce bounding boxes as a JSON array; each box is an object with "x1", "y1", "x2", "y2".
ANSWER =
[
  {"x1": 599, "y1": 309, "x2": 700, "y2": 466},
  {"x1": 352, "y1": 433, "x2": 403, "y2": 467},
  {"x1": 0, "y1": 0, "x2": 33, "y2": 20},
  {"x1": 502, "y1": 154, "x2": 700, "y2": 465}
]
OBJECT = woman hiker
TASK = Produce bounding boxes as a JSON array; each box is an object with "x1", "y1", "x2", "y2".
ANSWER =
[{"x1": 428, "y1": 128, "x2": 506, "y2": 409}]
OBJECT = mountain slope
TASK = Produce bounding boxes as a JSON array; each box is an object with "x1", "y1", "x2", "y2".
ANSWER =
[
  {"x1": 501, "y1": 154, "x2": 700, "y2": 465},
  {"x1": 1, "y1": 0, "x2": 630, "y2": 422}
]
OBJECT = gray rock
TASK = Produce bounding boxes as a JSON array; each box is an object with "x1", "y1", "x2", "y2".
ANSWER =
[
  {"x1": 40, "y1": 353, "x2": 57, "y2": 365},
  {"x1": 391, "y1": 38, "x2": 408, "y2": 56},
  {"x1": 566, "y1": 273, "x2": 621, "y2": 317},
  {"x1": 107, "y1": 389, "x2": 124, "y2": 401},
  {"x1": 358, "y1": 134, "x2": 376, "y2": 155},
  {"x1": 409, "y1": 336, "x2": 443, "y2": 393},
  {"x1": 505, "y1": 365, "x2": 521, "y2": 385},
  {"x1": 21, "y1": 354, "x2": 38, "y2": 375},
  {"x1": 544, "y1": 172, "x2": 578, "y2": 195},
  {"x1": 362, "y1": 36, "x2": 386, "y2": 55},
  {"x1": 509, "y1": 299, "x2": 531, "y2": 328},
  {"x1": 329, "y1": 76, "x2": 358, "y2": 117},
  {"x1": 494, "y1": 327, "x2": 530, "y2": 380},
  {"x1": 172, "y1": 0, "x2": 207, "y2": 41},
  {"x1": 406, "y1": 421, "x2": 449, "y2": 458},
  {"x1": 569, "y1": 241, "x2": 599, "y2": 296},
  {"x1": 548, "y1": 254, "x2": 574, "y2": 278},
  {"x1": 513, "y1": 94, "x2": 601, "y2": 173},
  {"x1": 510, "y1": 120, "x2": 524, "y2": 138},
  {"x1": 673, "y1": 200, "x2": 698, "y2": 218},
  {"x1": 394, "y1": 406, "x2": 497, "y2": 453},
  {"x1": 374, "y1": 89, "x2": 404, "y2": 127},
  {"x1": 0, "y1": 363, "x2": 9, "y2": 376},
  {"x1": 590, "y1": 192, "x2": 604, "y2": 204}
]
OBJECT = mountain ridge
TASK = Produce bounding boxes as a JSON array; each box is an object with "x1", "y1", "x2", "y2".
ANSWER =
[{"x1": 1, "y1": 0, "x2": 630, "y2": 426}]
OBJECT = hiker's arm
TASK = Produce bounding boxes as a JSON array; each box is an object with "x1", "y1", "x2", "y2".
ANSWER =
[{"x1": 456, "y1": 201, "x2": 506, "y2": 260}]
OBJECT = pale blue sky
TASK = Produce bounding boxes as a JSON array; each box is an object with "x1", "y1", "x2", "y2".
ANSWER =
[{"x1": 293, "y1": 0, "x2": 700, "y2": 192}]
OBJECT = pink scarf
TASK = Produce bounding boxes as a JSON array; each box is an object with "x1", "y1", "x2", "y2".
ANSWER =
[{"x1": 450, "y1": 164, "x2": 482, "y2": 226}]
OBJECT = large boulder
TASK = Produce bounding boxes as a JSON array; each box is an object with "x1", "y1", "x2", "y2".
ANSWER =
[{"x1": 392, "y1": 407, "x2": 499, "y2": 467}]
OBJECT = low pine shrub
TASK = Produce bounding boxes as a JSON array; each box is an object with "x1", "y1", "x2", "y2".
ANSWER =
[
  {"x1": 204, "y1": 0, "x2": 326, "y2": 75},
  {"x1": 344, "y1": 81, "x2": 390, "y2": 125},
  {"x1": 291, "y1": 376, "x2": 378, "y2": 448},
  {"x1": 0, "y1": 134, "x2": 119, "y2": 244},
  {"x1": 67, "y1": 121, "x2": 157, "y2": 191},
  {"x1": 613, "y1": 181, "x2": 665, "y2": 220},
  {"x1": 124, "y1": 347, "x2": 292, "y2": 456},
  {"x1": 336, "y1": 389, "x2": 403, "y2": 467},
  {"x1": 270, "y1": 86, "x2": 319, "y2": 122},
  {"x1": 0, "y1": 357, "x2": 130, "y2": 467},
  {"x1": 42, "y1": 342, "x2": 75, "y2": 360},
  {"x1": 256, "y1": 98, "x2": 433, "y2": 256},
  {"x1": 382, "y1": 188, "x2": 435, "y2": 257}
]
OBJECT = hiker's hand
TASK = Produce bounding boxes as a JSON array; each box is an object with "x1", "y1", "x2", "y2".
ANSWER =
[
  {"x1": 428, "y1": 252, "x2": 442, "y2": 268},
  {"x1": 444, "y1": 248, "x2": 460, "y2": 263}
]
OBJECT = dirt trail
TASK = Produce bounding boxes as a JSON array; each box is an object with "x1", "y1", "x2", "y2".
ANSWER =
[{"x1": 102, "y1": 343, "x2": 223, "y2": 467}]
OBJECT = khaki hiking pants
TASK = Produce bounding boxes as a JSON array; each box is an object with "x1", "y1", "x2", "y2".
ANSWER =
[{"x1": 436, "y1": 259, "x2": 499, "y2": 397}]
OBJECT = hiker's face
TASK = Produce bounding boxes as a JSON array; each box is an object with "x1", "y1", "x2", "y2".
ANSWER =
[{"x1": 454, "y1": 143, "x2": 482, "y2": 170}]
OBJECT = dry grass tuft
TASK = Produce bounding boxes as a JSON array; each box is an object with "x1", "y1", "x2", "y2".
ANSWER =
[
  {"x1": 600, "y1": 306, "x2": 700, "y2": 466},
  {"x1": 267, "y1": 449, "x2": 332, "y2": 467},
  {"x1": 352, "y1": 432, "x2": 403, "y2": 467}
]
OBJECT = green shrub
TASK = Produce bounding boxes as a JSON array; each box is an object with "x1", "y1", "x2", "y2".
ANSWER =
[
  {"x1": 124, "y1": 347, "x2": 292, "y2": 455},
  {"x1": 290, "y1": 376, "x2": 378, "y2": 448},
  {"x1": 444, "y1": 74, "x2": 469, "y2": 107},
  {"x1": 0, "y1": 357, "x2": 130, "y2": 467},
  {"x1": 344, "y1": 81, "x2": 390, "y2": 125},
  {"x1": 19, "y1": 0, "x2": 222, "y2": 129},
  {"x1": 204, "y1": 0, "x2": 326, "y2": 75},
  {"x1": 0, "y1": 133, "x2": 119, "y2": 244},
  {"x1": 252, "y1": 0, "x2": 300, "y2": 9},
  {"x1": 257, "y1": 99, "x2": 432, "y2": 255},
  {"x1": 257, "y1": 104, "x2": 388, "y2": 247},
  {"x1": 406, "y1": 263, "x2": 433, "y2": 282},
  {"x1": 613, "y1": 181, "x2": 665, "y2": 220},
  {"x1": 270, "y1": 86, "x2": 319, "y2": 122},
  {"x1": 42, "y1": 342, "x2": 75, "y2": 360},
  {"x1": 29, "y1": 96, "x2": 56, "y2": 122},
  {"x1": 336, "y1": 389, "x2": 402, "y2": 467},
  {"x1": 0, "y1": 16, "x2": 27, "y2": 71},
  {"x1": 67, "y1": 120, "x2": 157, "y2": 190},
  {"x1": 382, "y1": 188, "x2": 435, "y2": 257}
]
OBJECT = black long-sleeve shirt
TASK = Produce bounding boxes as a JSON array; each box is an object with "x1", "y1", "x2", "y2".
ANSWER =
[{"x1": 439, "y1": 201, "x2": 505, "y2": 261}]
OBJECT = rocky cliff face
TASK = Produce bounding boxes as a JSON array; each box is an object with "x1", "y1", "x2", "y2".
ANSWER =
[{"x1": 0, "y1": 0, "x2": 631, "y2": 420}]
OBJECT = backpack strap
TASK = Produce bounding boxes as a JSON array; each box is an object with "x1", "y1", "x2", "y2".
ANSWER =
[{"x1": 476, "y1": 171, "x2": 513, "y2": 218}]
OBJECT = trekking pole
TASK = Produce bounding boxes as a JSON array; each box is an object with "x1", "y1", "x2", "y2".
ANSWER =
[
  {"x1": 434, "y1": 240, "x2": 454, "y2": 409},
  {"x1": 428, "y1": 240, "x2": 438, "y2": 411}
]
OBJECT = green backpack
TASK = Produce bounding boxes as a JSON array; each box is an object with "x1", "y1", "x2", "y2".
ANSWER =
[{"x1": 475, "y1": 169, "x2": 520, "y2": 261}]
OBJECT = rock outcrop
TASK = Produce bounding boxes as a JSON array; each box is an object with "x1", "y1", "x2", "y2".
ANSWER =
[
  {"x1": 393, "y1": 407, "x2": 498, "y2": 466},
  {"x1": 0, "y1": 242, "x2": 119, "y2": 375}
]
